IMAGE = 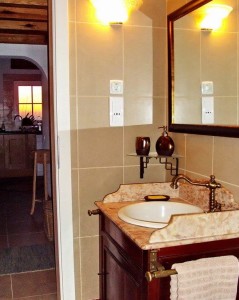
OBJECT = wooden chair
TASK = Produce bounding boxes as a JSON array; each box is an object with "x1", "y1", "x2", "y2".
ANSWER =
[{"x1": 30, "y1": 149, "x2": 50, "y2": 215}]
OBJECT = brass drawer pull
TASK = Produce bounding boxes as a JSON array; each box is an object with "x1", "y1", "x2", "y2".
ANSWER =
[{"x1": 88, "y1": 209, "x2": 100, "y2": 216}]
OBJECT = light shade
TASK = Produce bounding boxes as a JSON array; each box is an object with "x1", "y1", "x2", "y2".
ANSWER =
[
  {"x1": 200, "y1": 4, "x2": 233, "y2": 30},
  {"x1": 90, "y1": 0, "x2": 143, "y2": 24}
]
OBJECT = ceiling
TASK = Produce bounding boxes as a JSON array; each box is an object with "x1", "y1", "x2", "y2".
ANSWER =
[{"x1": 0, "y1": 0, "x2": 48, "y2": 45}]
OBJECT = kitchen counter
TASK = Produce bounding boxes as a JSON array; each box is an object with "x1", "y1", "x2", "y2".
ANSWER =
[{"x1": 95, "y1": 182, "x2": 239, "y2": 250}]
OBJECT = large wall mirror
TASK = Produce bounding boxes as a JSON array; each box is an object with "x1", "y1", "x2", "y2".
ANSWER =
[{"x1": 168, "y1": 0, "x2": 239, "y2": 137}]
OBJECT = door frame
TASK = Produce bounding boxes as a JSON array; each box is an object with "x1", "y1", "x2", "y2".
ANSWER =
[{"x1": 49, "y1": 0, "x2": 76, "y2": 298}]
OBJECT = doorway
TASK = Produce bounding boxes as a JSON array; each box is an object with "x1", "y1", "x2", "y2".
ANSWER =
[
  {"x1": 0, "y1": 56, "x2": 57, "y2": 298},
  {"x1": 0, "y1": 0, "x2": 76, "y2": 298}
]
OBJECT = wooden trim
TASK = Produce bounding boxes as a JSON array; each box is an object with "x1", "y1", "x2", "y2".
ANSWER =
[
  {"x1": 0, "y1": 1, "x2": 48, "y2": 44},
  {"x1": 0, "y1": 20, "x2": 47, "y2": 32},
  {"x1": 0, "y1": 7, "x2": 47, "y2": 21},
  {"x1": 0, "y1": 33, "x2": 47, "y2": 44},
  {"x1": 47, "y1": 0, "x2": 61, "y2": 298},
  {"x1": 0, "y1": 0, "x2": 47, "y2": 6}
]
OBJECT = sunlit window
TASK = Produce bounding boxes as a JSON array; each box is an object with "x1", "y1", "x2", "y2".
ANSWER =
[{"x1": 17, "y1": 84, "x2": 42, "y2": 119}]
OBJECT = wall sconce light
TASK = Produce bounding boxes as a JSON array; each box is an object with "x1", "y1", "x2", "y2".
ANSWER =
[
  {"x1": 200, "y1": 4, "x2": 233, "y2": 30},
  {"x1": 90, "y1": 0, "x2": 143, "y2": 25}
]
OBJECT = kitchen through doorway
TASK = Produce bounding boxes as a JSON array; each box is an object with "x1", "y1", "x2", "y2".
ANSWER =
[{"x1": 0, "y1": 56, "x2": 57, "y2": 299}]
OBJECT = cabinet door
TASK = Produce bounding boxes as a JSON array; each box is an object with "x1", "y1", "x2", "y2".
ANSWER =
[
  {"x1": 103, "y1": 246, "x2": 142, "y2": 300},
  {"x1": 4, "y1": 135, "x2": 26, "y2": 170},
  {"x1": 25, "y1": 134, "x2": 36, "y2": 169}
]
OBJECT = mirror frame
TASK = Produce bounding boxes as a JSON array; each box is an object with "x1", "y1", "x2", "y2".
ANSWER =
[{"x1": 168, "y1": 0, "x2": 239, "y2": 138}]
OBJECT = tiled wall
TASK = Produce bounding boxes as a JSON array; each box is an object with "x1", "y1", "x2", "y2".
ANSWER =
[
  {"x1": 69, "y1": 0, "x2": 168, "y2": 298},
  {"x1": 68, "y1": 0, "x2": 239, "y2": 298}
]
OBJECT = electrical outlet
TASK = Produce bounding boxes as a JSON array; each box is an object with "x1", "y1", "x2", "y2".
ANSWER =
[
  {"x1": 201, "y1": 81, "x2": 214, "y2": 95},
  {"x1": 110, "y1": 80, "x2": 124, "y2": 95}
]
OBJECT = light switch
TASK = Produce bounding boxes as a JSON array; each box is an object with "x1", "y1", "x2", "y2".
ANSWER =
[
  {"x1": 201, "y1": 81, "x2": 214, "y2": 95},
  {"x1": 202, "y1": 96, "x2": 214, "y2": 124},
  {"x1": 110, "y1": 80, "x2": 123, "y2": 95},
  {"x1": 110, "y1": 96, "x2": 124, "y2": 127}
]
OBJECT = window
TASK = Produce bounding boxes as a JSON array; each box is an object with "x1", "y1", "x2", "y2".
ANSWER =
[{"x1": 14, "y1": 81, "x2": 42, "y2": 120}]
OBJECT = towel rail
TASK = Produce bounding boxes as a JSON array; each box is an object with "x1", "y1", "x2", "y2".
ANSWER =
[{"x1": 145, "y1": 264, "x2": 178, "y2": 282}]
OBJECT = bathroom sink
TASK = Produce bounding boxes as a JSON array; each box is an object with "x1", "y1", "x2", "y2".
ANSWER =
[{"x1": 118, "y1": 201, "x2": 203, "y2": 228}]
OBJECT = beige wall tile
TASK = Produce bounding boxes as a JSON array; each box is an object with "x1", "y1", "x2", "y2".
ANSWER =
[
  {"x1": 70, "y1": 96, "x2": 77, "y2": 131},
  {"x1": 71, "y1": 129, "x2": 78, "y2": 169},
  {"x1": 167, "y1": 0, "x2": 187, "y2": 14},
  {"x1": 78, "y1": 167, "x2": 123, "y2": 237},
  {"x1": 185, "y1": 170, "x2": 210, "y2": 181},
  {"x1": 171, "y1": 132, "x2": 186, "y2": 170},
  {"x1": 201, "y1": 32, "x2": 237, "y2": 96},
  {"x1": 220, "y1": 0, "x2": 237, "y2": 32},
  {"x1": 186, "y1": 135, "x2": 213, "y2": 175},
  {"x1": 69, "y1": 22, "x2": 76, "y2": 96},
  {"x1": 174, "y1": 97, "x2": 202, "y2": 124},
  {"x1": 73, "y1": 238, "x2": 81, "y2": 300},
  {"x1": 214, "y1": 97, "x2": 237, "y2": 125},
  {"x1": 71, "y1": 169, "x2": 79, "y2": 237},
  {"x1": 153, "y1": 28, "x2": 167, "y2": 97},
  {"x1": 214, "y1": 136, "x2": 239, "y2": 186},
  {"x1": 124, "y1": 96, "x2": 153, "y2": 126},
  {"x1": 76, "y1": 0, "x2": 98, "y2": 24},
  {"x1": 76, "y1": 23, "x2": 123, "y2": 96},
  {"x1": 124, "y1": 26, "x2": 153, "y2": 97},
  {"x1": 153, "y1": 97, "x2": 166, "y2": 129},
  {"x1": 124, "y1": 165, "x2": 166, "y2": 183},
  {"x1": 174, "y1": 29, "x2": 201, "y2": 124},
  {"x1": 77, "y1": 96, "x2": 109, "y2": 129},
  {"x1": 128, "y1": 0, "x2": 166, "y2": 27},
  {"x1": 80, "y1": 236, "x2": 99, "y2": 300},
  {"x1": 78, "y1": 127, "x2": 123, "y2": 168},
  {"x1": 68, "y1": 0, "x2": 76, "y2": 22},
  {"x1": 70, "y1": 96, "x2": 78, "y2": 168}
]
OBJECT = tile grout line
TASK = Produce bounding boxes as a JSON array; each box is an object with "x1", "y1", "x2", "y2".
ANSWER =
[{"x1": 10, "y1": 274, "x2": 14, "y2": 299}]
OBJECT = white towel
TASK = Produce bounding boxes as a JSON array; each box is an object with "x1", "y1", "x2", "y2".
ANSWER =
[{"x1": 170, "y1": 255, "x2": 239, "y2": 300}]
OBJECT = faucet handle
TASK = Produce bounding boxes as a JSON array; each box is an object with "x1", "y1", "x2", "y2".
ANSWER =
[{"x1": 209, "y1": 175, "x2": 221, "y2": 189}]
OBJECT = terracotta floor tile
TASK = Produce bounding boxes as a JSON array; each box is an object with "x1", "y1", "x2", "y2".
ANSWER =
[
  {"x1": 0, "y1": 274, "x2": 12, "y2": 298},
  {"x1": 7, "y1": 209, "x2": 43, "y2": 226},
  {"x1": 0, "y1": 178, "x2": 57, "y2": 298},
  {"x1": 8, "y1": 232, "x2": 49, "y2": 247},
  {"x1": 12, "y1": 270, "x2": 56, "y2": 298},
  {"x1": 13, "y1": 293, "x2": 57, "y2": 299},
  {"x1": 7, "y1": 219, "x2": 44, "y2": 235},
  {"x1": 0, "y1": 234, "x2": 8, "y2": 249},
  {"x1": 0, "y1": 219, "x2": 7, "y2": 235}
]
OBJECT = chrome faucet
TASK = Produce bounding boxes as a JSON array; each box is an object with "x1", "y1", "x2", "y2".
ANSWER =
[{"x1": 170, "y1": 174, "x2": 222, "y2": 212}]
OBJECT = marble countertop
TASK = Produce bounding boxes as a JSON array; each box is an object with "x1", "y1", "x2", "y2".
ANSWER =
[{"x1": 95, "y1": 182, "x2": 239, "y2": 250}]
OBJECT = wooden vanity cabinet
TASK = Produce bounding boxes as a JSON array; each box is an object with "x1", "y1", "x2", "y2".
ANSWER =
[{"x1": 99, "y1": 213, "x2": 239, "y2": 300}]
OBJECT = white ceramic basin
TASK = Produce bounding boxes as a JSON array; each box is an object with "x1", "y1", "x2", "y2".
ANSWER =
[{"x1": 118, "y1": 201, "x2": 203, "y2": 228}]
